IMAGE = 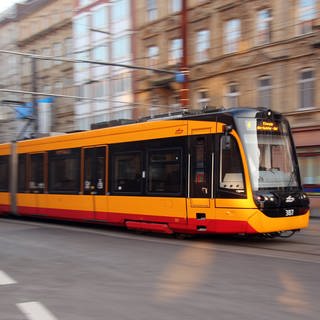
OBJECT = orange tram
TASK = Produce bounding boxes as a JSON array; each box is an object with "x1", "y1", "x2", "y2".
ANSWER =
[{"x1": 0, "y1": 108, "x2": 310, "y2": 237}]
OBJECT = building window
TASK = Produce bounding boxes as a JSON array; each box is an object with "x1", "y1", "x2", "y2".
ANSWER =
[
  {"x1": 256, "y1": 9, "x2": 272, "y2": 45},
  {"x1": 147, "y1": 45, "x2": 159, "y2": 67},
  {"x1": 77, "y1": 117, "x2": 91, "y2": 130},
  {"x1": 64, "y1": 38, "x2": 73, "y2": 57},
  {"x1": 92, "y1": 5, "x2": 108, "y2": 29},
  {"x1": 297, "y1": 0, "x2": 316, "y2": 35},
  {"x1": 297, "y1": 147, "x2": 320, "y2": 194},
  {"x1": 74, "y1": 15, "x2": 89, "y2": 37},
  {"x1": 112, "y1": 35, "x2": 130, "y2": 61},
  {"x1": 150, "y1": 94, "x2": 161, "y2": 116},
  {"x1": 79, "y1": 0, "x2": 93, "y2": 7},
  {"x1": 169, "y1": 38, "x2": 182, "y2": 65},
  {"x1": 112, "y1": 0, "x2": 129, "y2": 22},
  {"x1": 299, "y1": 69, "x2": 314, "y2": 109},
  {"x1": 196, "y1": 30, "x2": 210, "y2": 62},
  {"x1": 147, "y1": 0, "x2": 157, "y2": 21},
  {"x1": 170, "y1": 93, "x2": 181, "y2": 110},
  {"x1": 113, "y1": 72, "x2": 131, "y2": 95},
  {"x1": 93, "y1": 45, "x2": 108, "y2": 61},
  {"x1": 8, "y1": 55, "x2": 17, "y2": 76},
  {"x1": 224, "y1": 19, "x2": 241, "y2": 54},
  {"x1": 53, "y1": 42, "x2": 62, "y2": 65},
  {"x1": 94, "y1": 81, "x2": 107, "y2": 98},
  {"x1": 22, "y1": 57, "x2": 31, "y2": 76},
  {"x1": 225, "y1": 82, "x2": 239, "y2": 107},
  {"x1": 197, "y1": 89, "x2": 210, "y2": 109},
  {"x1": 170, "y1": 0, "x2": 182, "y2": 13},
  {"x1": 41, "y1": 48, "x2": 51, "y2": 69},
  {"x1": 54, "y1": 81, "x2": 63, "y2": 94},
  {"x1": 258, "y1": 76, "x2": 272, "y2": 108},
  {"x1": 75, "y1": 50, "x2": 90, "y2": 73}
]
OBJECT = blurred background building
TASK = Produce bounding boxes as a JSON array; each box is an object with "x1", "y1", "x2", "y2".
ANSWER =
[
  {"x1": 0, "y1": 0, "x2": 319, "y2": 212},
  {"x1": 18, "y1": 0, "x2": 74, "y2": 136},
  {"x1": 0, "y1": 5, "x2": 21, "y2": 141},
  {"x1": 73, "y1": 0, "x2": 135, "y2": 130}
]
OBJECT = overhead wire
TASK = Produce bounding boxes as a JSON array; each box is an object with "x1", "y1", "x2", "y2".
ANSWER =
[
  {"x1": 1, "y1": 1, "x2": 319, "y2": 108},
  {"x1": 8, "y1": 0, "x2": 320, "y2": 60}
]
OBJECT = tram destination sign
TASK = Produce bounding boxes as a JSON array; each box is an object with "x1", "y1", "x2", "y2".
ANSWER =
[{"x1": 256, "y1": 120, "x2": 280, "y2": 133}]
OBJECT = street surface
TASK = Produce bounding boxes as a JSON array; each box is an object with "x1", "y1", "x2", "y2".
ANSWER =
[{"x1": 0, "y1": 216, "x2": 319, "y2": 320}]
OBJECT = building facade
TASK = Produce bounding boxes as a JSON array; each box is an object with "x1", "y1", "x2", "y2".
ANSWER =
[
  {"x1": 17, "y1": 0, "x2": 74, "y2": 137},
  {"x1": 135, "y1": 0, "x2": 320, "y2": 212},
  {"x1": 0, "y1": 5, "x2": 22, "y2": 142},
  {"x1": 73, "y1": 0, "x2": 135, "y2": 130},
  {"x1": 0, "y1": 0, "x2": 319, "y2": 211}
]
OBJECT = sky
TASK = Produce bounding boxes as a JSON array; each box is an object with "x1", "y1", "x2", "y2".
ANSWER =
[{"x1": 0, "y1": 0, "x2": 25, "y2": 14}]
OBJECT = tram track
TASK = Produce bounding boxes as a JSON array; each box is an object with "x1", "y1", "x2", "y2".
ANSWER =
[{"x1": 1, "y1": 215, "x2": 319, "y2": 265}]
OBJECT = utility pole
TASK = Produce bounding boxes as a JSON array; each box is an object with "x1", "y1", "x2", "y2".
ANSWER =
[
  {"x1": 180, "y1": 0, "x2": 189, "y2": 109},
  {"x1": 31, "y1": 53, "x2": 38, "y2": 135}
]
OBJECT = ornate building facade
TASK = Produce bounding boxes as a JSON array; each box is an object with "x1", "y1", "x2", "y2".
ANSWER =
[
  {"x1": 17, "y1": 0, "x2": 74, "y2": 135},
  {"x1": 135, "y1": 0, "x2": 320, "y2": 212}
]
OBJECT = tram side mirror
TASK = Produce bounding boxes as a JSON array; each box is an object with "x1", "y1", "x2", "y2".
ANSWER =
[{"x1": 222, "y1": 125, "x2": 232, "y2": 151}]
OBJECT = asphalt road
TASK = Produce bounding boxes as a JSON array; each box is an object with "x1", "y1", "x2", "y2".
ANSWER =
[{"x1": 0, "y1": 216, "x2": 319, "y2": 320}]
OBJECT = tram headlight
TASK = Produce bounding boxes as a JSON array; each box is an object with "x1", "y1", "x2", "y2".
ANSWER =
[
  {"x1": 299, "y1": 193, "x2": 307, "y2": 200},
  {"x1": 254, "y1": 193, "x2": 278, "y2": 209},
  {"x1": 255, "y1": 194, "x2": 265, "y2": 208},
  {"x1": 299, "y1": 193, "x2": 310, "y2": 206},
  {"x1": 256, "y1": 195, "x2": 264, "y2": 202}
]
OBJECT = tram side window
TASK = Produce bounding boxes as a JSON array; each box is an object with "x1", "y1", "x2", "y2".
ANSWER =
[
  {"x1": 18, "y1": 154, "x2": 27, "y2": 192},
  {"x1": 30, "y1": 153, "x2": 45, "y2": 193},
  {"x1": 219, "y1": 135, "x2": 245, "y2": 196},
  {"x1": 0, "y1": 156, "x2": 9, "y2": 192},
  {"x1": 112, "y1": 152, "x2": 142, "y2": 193},
  {"x1": 48, "y1": 148, "x2": 80, "y2": 194},
  {"x1": 147, "y1": 148, "x2": 182, "y2": 195}
]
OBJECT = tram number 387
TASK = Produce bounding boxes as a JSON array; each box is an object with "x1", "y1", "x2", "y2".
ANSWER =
[{"x1": 285, "y1": 209, "x2": 295, "y2": 216}]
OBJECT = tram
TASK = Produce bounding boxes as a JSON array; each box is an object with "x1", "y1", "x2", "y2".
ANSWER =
[{"x1": 0, "y1": 107, "x2": 310, "y2": 237}]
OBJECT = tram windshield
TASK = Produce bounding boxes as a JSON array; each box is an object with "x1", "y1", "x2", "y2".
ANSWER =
[{"x1": 236, "y1": 117, "x2": 300, "y2": 191}]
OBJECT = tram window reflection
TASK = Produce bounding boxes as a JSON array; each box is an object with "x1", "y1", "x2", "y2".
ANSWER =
[
  {"x1": 0, "y1": 155, "x2": 9, "y2": 192},
  {"x1": 48, "y1": 148, "x2": 80, "y2": 194},
  {"x1": 147, "y1": 148, "x2": 182, "y2": 194},
  {"x1": 18, "y1": 154, "x2": 27, "y2": 192},
  {"x1": 112, "y1": 152, "x2": 142, "y2": 193},
  {"x1": 30, "y1": 153, "x2": 45, "y2": 193},
  {"x1": 219, "y1": 136, "x2": 245, "y2": 194}
]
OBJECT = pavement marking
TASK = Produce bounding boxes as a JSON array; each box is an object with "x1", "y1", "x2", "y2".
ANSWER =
[
  {"x1": 17, "y1": 301, "x2": 58, "y2": 320},
  {"x1": 0, "y1": 270, "x2": 17, "y2": 285}
]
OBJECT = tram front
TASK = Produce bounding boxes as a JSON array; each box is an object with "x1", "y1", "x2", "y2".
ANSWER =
[{"x1": 234, "y1": 108, "x2": 310, "y2": 236}]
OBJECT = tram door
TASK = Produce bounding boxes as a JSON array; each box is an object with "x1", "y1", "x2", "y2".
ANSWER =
[
  {"x1": 187, "y1": 133, "x2": 214, "y2": 226},
  {"x1": 28, "y1": 153, "x2": 45, "y2": 215},
  {"x1": 83, "y1": 146, "x2": 107, "y2": 220}
]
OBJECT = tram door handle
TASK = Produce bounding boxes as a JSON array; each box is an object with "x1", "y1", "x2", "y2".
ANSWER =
[{"x1": 201, "y1": 187, "x2": 208, "y2": 195}]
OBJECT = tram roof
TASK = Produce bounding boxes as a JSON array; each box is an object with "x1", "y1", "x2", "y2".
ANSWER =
[{"x1": 137, "y1": 107, "x2": 282, "y2": 124}]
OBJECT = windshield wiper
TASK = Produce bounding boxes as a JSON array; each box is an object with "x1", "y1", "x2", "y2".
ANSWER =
[{"x1": 287, "y1": 165, "x2": 298, "y2": 189}]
